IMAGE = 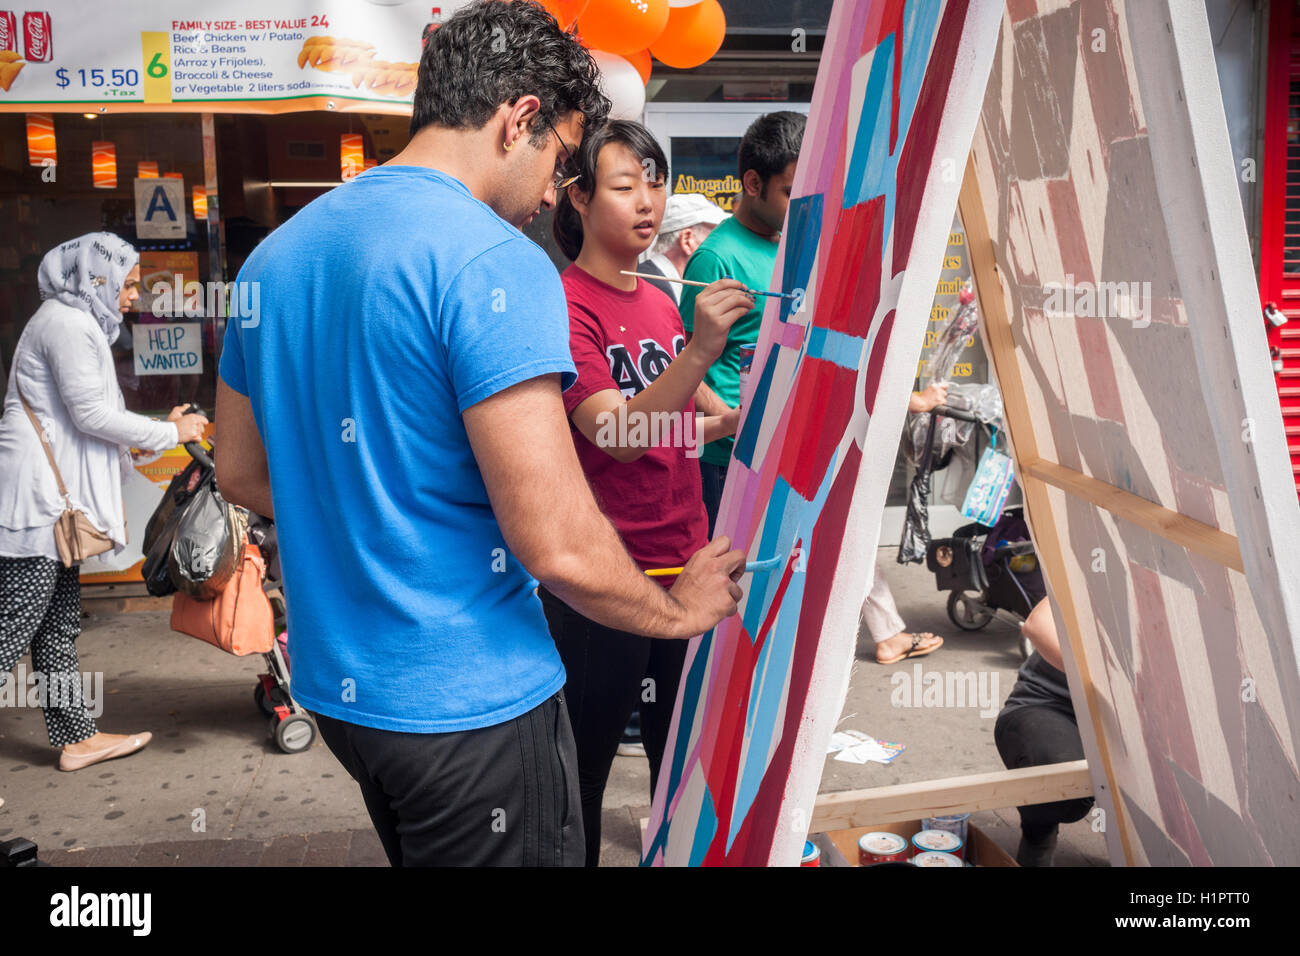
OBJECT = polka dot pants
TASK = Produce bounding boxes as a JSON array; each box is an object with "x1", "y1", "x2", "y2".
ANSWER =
[{"x1": 0, "y1": 556, "x2": 97, "y2": 747}]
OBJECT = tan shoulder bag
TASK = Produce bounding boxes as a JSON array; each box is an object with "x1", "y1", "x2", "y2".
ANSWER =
[{"x1": 17, "y1": 384, "x2": 115, "y2": 567}]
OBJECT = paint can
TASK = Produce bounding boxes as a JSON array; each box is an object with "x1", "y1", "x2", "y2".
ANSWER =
[
  {"x1": 801, "y1": 840, "x2": 821, "y2": 866},
  {"x1": 922, "y1": 812, "x2": 970, "y2": 844},
  {"x1": 913, "y1": 850, "x2": 964, "y2": 867},
  {"x1": 912, "y1": 829, "x2": 964, "y2": 860},
  {"x1": 858, "y1": 831, "x2": 909, "y2": 865},
  {"x1": 737, "y1": 343, "x2": 758, "y2": 402}
]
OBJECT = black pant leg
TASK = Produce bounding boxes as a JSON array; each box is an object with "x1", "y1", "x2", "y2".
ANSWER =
[
  {"x1": 540, "y1": 587, "x2": 650, "y2": 867},
  {"x1": 994, "y1": 704, "x2": 1094, "y2": 838},
  {"x1": 312, "y1": 693, "x2": 582, "y2": 867},
  {"x1": 640, "y1": 634, "x2": 688, "y2": 800},
  {"x1": 315, "y1": 711, "x2": 405, "y2": 866},
  {"x1": 699, "y1": 461, "x2": 727, "y2": 536}
]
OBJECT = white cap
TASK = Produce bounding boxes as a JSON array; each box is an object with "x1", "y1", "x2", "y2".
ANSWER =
[{"x1": 660, "y1": 193, "x2": 728, "y2": 235}]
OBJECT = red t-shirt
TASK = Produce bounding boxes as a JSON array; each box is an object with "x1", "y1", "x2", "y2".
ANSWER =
[{"x1": 560, "y1": 263, "x2": 708, "y2": 576}]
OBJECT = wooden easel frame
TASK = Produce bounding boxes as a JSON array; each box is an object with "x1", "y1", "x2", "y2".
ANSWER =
[{"x1": 810, "y1": 151, "x2": 1252, "y2": 863}]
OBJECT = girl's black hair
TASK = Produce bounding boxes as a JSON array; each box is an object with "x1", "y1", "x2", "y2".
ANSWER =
[{"x1": 552, "y1": 120, "x2": 669, "y2": 262}]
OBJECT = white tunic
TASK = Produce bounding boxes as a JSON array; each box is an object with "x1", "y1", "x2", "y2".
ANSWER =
[{"x1": 0, "y1": 299, "x2": 179, "y2": 560}]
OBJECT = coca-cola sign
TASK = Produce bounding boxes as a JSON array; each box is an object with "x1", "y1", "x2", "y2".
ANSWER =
[{"x1": 22, "y1": 10, "x2": 50, "y2": 62}]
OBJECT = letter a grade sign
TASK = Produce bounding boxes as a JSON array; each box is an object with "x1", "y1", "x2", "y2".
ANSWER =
[{"x1": 134, "y1": 177, "x2": 186, "y2": 240}]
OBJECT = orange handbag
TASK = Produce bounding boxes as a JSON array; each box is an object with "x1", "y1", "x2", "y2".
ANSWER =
[{"x1": 170, "y1": 542, "x2": 274, "y2": 656}]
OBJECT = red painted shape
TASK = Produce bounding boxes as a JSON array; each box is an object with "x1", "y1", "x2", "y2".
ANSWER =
[
  {"x1": 723, "y1": 441, "x2": 864, "y2": 863},
  {"x1": 1130, "y1": 562, "x2": 1211, "y2": 865},
  {"x1": 892, "y1": 0, "x2": 967, "y2": 274},
  {"x1": 863, "y1": 309, "x2": 896, "y2": 417},
  {"x1": 777, "y1": 359, "x2": 858, "y2": 498},
  {"x1": 863, "y1": 0, "x2": 908, "y2": 151},
  {"x1": 1005, "y1": 0, "x2": 1038, "y2": 22},
  {"x1": 1075, "y1": 316, "x2": 1125, "y2": 425},
  {"x1": 818, "y1": 197, "x2": 884, "y2": 336},
  {"x1": 1045, "y1": 176, "x2": 1095, "y2": 286},
  {"x1": 700, "y1": 626, "x2": 757, "y2": 852}
]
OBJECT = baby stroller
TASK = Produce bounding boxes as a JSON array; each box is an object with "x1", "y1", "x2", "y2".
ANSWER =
[
  {"x1": 142, "y1": 423, "x2": 318, "y2": 754},
  {"x1": 925, "y1": 506, "x2": 1045, "y2": 660}
]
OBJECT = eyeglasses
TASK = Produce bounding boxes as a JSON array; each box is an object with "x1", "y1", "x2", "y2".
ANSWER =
[{"x1": 543, "y1": 116, "x2": 580, "y2": 190}]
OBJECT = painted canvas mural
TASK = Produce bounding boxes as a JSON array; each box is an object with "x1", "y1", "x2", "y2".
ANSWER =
[
  {"x1": 643, "y1": 0, "x2": 1002, "y2": 866},
  {"x1": 966, "y1": 0, "x2": 1300, "y2": 864}
]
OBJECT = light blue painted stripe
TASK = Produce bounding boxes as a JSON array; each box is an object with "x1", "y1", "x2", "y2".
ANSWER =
[
  {"x1": 688, "y1": 785, "x2": 718, "y2": 866},
  {"x1": 806, "y1": 326, "x2": 865, "y2": 370},
  {"x1": 727, "y1": 568, "x2": 808, "y2": 853}
]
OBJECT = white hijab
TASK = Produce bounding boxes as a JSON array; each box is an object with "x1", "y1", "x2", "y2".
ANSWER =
[{"x1": 36, "y1": 232, "x2": 138, "y2": 346}]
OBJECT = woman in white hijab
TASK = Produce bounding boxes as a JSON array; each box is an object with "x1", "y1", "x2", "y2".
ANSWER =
[{"x1": 0, "y1": 232, "x2": 207, "y2": 774}]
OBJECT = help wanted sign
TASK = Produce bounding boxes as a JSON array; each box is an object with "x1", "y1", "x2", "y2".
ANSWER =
[{"x1": 133, "y1": 323, "x2": 202, "y2": 375}]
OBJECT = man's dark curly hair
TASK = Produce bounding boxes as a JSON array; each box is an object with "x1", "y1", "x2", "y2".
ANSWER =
[{"x1": 410, "y1": 0, "x2": 611, "y2": 143}]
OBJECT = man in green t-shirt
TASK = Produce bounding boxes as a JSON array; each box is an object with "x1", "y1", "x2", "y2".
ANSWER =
[{"x1": 680, "y1": 110, "x2": 806, "y2": 531}]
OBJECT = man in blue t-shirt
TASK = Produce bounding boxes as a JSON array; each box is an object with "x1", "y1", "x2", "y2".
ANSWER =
[{"x1": 215, "y1": 1, "x2": 744, "y2": 867}]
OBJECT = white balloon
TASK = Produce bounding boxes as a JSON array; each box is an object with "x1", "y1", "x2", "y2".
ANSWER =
[
  {"x1": 592, "y1": 50, "x2": 646, "y2": 121},
  {"x1": 668, "y1": 0, "x2": 706, "y2": 6}
]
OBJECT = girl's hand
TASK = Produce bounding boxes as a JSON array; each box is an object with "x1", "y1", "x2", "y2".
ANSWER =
[{"x1": 691, "y1": 280, "x2": 754, "y2": 359}]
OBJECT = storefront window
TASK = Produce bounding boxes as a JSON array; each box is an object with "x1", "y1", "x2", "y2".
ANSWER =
[{"x1": 0, "y1": 112, "x2": 214, "y2": 414}]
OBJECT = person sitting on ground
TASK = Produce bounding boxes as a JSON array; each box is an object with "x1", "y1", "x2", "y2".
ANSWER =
[{"x1": 994, "y1": 596, "x2": 1095, "y2": 866}]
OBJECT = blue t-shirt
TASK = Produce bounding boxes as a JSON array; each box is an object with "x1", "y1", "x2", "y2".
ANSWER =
[{"x1": 219, "y1": 165, "x2": 576, "y2": 733}]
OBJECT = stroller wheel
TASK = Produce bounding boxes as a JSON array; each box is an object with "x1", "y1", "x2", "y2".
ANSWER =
[
  {"x1": 947, "y1": 590, "x2": 994, "y2": 631},
  {"x1": 272, "y1": 713, "x2": 318, "y2": 754},
  {"x1": 254, "y1": 682, "x2": 275, "y2": 717}
]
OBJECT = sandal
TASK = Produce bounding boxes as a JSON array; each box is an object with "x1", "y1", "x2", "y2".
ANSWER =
[{"x1": 876, "y1": 632, "x2": 943, "y2": 665}]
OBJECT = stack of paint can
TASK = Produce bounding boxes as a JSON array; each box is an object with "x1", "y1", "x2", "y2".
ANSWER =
[
  {"x1": 857, "y1": 831, "x2": 910, "y2": 865},
  {"x1": 911, "y1": 828, "x2": 964, "y2": 866}
]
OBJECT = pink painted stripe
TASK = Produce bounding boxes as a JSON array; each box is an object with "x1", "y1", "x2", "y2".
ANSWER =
[{"x1": 777, "y1": 320, "x2": 805, "y2": 350}]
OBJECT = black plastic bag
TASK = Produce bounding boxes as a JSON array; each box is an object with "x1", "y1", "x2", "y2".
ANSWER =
[
  {"x1": 168, "y1": 485, "x2": 247, "y2": 601},
  {"x1": 141, "y1": 461, "x2": 211, "y2": 597}
]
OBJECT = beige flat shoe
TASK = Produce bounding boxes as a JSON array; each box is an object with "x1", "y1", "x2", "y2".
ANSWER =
[{"x1": 58, "y1": 732, "x2": 152, "y2": 772}]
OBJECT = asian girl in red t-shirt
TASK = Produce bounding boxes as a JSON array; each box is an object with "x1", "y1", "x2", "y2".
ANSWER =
[{"x1": 544, "y1": 120, "x2": 753, "y2": 866}]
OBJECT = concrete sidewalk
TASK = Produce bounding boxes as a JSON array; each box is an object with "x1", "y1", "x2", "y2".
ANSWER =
[{"x1": 0, "y1": 549, "x2": 1107, "y2": 867}]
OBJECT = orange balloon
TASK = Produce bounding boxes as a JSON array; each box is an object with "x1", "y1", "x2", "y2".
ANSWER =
[
  {"x1": 649, "y1": 0, "x2": 725, "y2": 69},
  {"x1": 530, "y1": 0, "x2": 590, "y2": 30},
  {"x1": 624, "y1": 48, "x2": 652, "y2": 85},
  {"x1": 578, "y1": 0, "x2": 670, "y2": 57}
]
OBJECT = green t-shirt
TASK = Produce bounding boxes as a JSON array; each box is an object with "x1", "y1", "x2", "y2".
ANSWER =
[{"x1": 679, "y1": 215, "x2": 780, "y2": 465}]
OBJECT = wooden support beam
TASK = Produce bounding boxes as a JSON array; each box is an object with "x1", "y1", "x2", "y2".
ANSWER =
[
  {"x1": 1023, "y1": 458, "x2": 1244, "y2": 572},
  {"x1": 809, "y1": 761, "x2": 1093, "y2": 833},
  {"x1": 958, "y1": 151, "x2": 1135, "y2": 865}
]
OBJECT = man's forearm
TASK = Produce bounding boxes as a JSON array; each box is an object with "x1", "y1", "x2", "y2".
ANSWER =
[{"x1": 535, "y1": 507, "x2": 693, "y2": 639}]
